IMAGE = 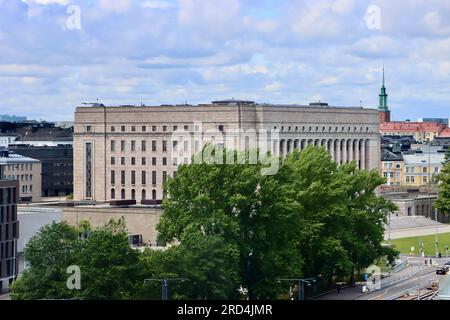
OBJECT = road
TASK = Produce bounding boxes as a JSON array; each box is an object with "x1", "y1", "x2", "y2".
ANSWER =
[{"x1": 316, "y1": 256, "x2": 449, "y2": 300}]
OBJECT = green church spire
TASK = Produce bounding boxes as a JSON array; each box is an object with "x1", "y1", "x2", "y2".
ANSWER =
[{"x1": 379, "y1": 66, "x2": 388, "y2": 111}]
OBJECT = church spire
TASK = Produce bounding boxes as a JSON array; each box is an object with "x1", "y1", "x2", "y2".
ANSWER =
[{"x1": 379, "y1": 66, "x2": 388, "y2": 111}]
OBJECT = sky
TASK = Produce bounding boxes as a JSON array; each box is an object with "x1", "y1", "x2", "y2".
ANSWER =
[{"x1": 1, "y1": 0, "x2": 450, "y2": 121}]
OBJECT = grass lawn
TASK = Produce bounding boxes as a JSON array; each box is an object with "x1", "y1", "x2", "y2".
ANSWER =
[{"x1": 389, "y1": 232, "x2": 450, "y2": 257}]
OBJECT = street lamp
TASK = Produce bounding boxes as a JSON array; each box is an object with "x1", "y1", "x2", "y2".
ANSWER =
[
  {"x1": 278, "y1": 278, "x2": 316, "y2": 300},
  {"x1": 144, "y1": 278, "x2": 187, "y2": 300}
]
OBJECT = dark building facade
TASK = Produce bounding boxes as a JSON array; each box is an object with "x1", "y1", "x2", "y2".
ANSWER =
[
  {"x1": 0, "y1": 177, "x2": 19, "y2": 291},
  {"x1": 9, "y1": 145, "x2": 73, "y2": 197}
]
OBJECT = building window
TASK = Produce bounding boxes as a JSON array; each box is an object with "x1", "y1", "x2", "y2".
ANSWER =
[
  {"x1": 142, "y1": 157, "x2": 146, "y2": 165},
  {"x1": 162, "y1": 140, "x2": 167, "y2": 152},
  {"x1": 121, "y1": 126, "x2": 125, "y2": 132},
  {"x1": 111, "y1": 140, "x2": 115, "y2": 152},
  {"x1": 152, "y1": 157, "x2": 157, "y2": 166},
  {"x1": 85, "y1": 142, "x2": 93, "y2": 198},
  {"x1": 121, "y1": 157, "x2": 125, "y2": 165},
  {"x1": 121, "y1": 189, "x2": 125, "y2": 200},
  {"x1": 111, "y1": 157, "x2": 115, "y2": 165},
  {"x1": 111, "y1": 188, "x2": 115, "y2": 199},
  {"x1": 152, "y1": 189, "x2": 156, "y2": 200},
  {"x1": 162, "y1": 171, "x2": 167, "y2": 184},
  {"x1": 142, "y1": 189, "x2": 146, "y2": 200},
  {"x1": 142, "y1": 171, "x2": 146, "y2": 185},
  {"x1": 141, "y1": 140, "x2": 146, "y2": 152},
  {"x1": 162, "y1": 157, "x2": 167, "y2": 166},
  {"x1": 131, "y1": 140, "x2": 136, "y2": 152},
  {"x1": 218, "y1": 125, "x2": 224, "y2": 132},
  {"x1": 131, "y1": 171, "x2": 136, "y2": 185},
  {"x1": 131, "y1": 126, "x2": 136, "y2": 132},
  {"x1": 152, "y1": 125, "x2": 156, "y2": 132},
  {"x1": 111, "y1": 126, "x2": 115, "y2": 132},
  {"x1": 131, "y1": 157, "x2": 136, "y2": 165},
  {"x1": 86, "y1": 126, "x2": 92, "y2": 132},
  {"x1": 163, "y1": 125, "x2": 167, "y2": 132},
  {"x1": 131, "y1": 189, "x2": 136, "y2": 200},
  {"x1": 173, "y1": 171, "x2": 177, "y2": 178},
  {"x1": 142, "y1": 125, "x2": 146, "y2": 132},
  {"x1": 173, "y1": 125, "x2": 178, "y2": 131},
  {"x1": 184, "y1": 125, "x2": 189, "y2": 131},
  {"x1": 121, "y1": 170, "x2": 125, "y2": 185},
  {"x1": 111, "y1": 170, "x2": 115, "y2": 184},
  {"x1": 173, "y1": 141, "x2": 178, "y2": 152},
  {"x1": 152, "y1": 171, "x2": 156, "y2": 185},
  {"x1": 152, "y1": 140, "x2": 157, "y2": 152},
  {"x1": 173, "y1": 158, "x2": 178, "y2": 166},
  {"x1": 121, "y1": 140, "x2": 125, "y2": 152}
]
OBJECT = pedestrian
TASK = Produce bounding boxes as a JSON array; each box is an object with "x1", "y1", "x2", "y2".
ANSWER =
[{"x1": 337, "y1": 283, "x2": 341, "y2": 294}]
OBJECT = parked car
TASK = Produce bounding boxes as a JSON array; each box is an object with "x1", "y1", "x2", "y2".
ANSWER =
[
  {"x1": 444, "y1": 261, "x2": 450, "y2": 267},
  {"x1": 436, "y1": 267, "x2": 447, "y2": 275}
]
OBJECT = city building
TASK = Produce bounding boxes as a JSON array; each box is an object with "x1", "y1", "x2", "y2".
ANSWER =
[
  {"x1": 381, "y1": 149, "x2": 404, "y2": 186},
  {"x1": 418, "y1": 118, "x2": 450, "y2": 126},
  {"x1": 0, "y1": 149, "x2": 41, "y2": 202},
  {"x1": 378, "y1": 69, "x2": 446, "y2": 142},
  {"x1": 10, "y1": 144, "x2": 73, "y2": 197},
  {"x1": 73, "y1": 100, "x2": 381, "y2": 203},
  {"x1": 380, "y1": 121, "x2": 445, "y2": 142},
  {"x1": 0, "y1": 134, "x2": 18, "y2": 148},
  {"x1": 0, "y1": 115, "x2": 27, "y2": 123},
  {"x1": 0, "y1": 174, "x2": 19, "y2": 291},
  {"x1": 381, "y1": 135, "x2": 415, "y2": 153},
  {"x1": 402, "y1": 150, "x2": 446, "y2": 187}
]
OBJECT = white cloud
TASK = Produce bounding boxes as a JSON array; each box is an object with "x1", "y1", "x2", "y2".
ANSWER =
[{"x1": 141, "y1": 0, "x2": 175, "y2": 10}]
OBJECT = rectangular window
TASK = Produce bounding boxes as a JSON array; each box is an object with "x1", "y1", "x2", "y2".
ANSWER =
[
  {"x1": 131, "y1": 157, "x2": 136, "y2": 165},
  {"x1": 141, "y1": 140, "x2": 146, "y2": 152},
  {"x1": 162, "y1": 140, "x2": 167, "y2": 152},
  {"x1": 131, "y1": 140, "x2": 136, "y2": 152},
  {"x1": 111, "y1": 140, "x2": 115, "y2": 152},
  {"x1": 152, "y1": 125, "x2": 156, "y2": 132},
  {"x1": 85, "y1": 142, "x2": 93, "y2": 198},
  {"x1": 111, "y1": 126, "x2": 115, "y2": 132},
  {"x1": 142, "y1": 157, "x2": 146, "y2": 165},
  {"x1": 131, "y1": 126, "x2": 136, "y2": 132},
  {"x1": 86, "y1": 125, "x2": 92, "y2": 132},
  {"x1": 111, "y1": 170, "x2": 115, "y2": 184},
  {"x1": 142, "y1": 171, "x2": 146, "y2": 185},
  {"x1": 152, "y1": 157, "x2": 157, "y2": 166},
  {"x1": 173, "y1": 157, "x2": 178, "y2": 166},
  {"x1": 131, "y1": 171, "x2": 136, "y2": 185},
  {"x1": 162, "y1": 157, "x2": 167, "y2": 166},
  {"x1": 173, "y1": 125, "x2": 178, "y2": 131},
  {"x1": 152, "y1": 171, "x2": 157, "y2": 185},
  {"x1": 184, "y1": 125, "x2": 189, "y2": 131},
  {"x1": 121, "y1": 170, "x2": 125, "y2": 185},
  {"x1": 152, "y1": 140, "x2": 157, "y2": 152},
  {"x1": 121, "y1": 126, "x2": 126, "y2": 132},
  {"x1": 218, "y1": 124, "x2": 224, "y2": 132},
  {"x1": 184, "y1": 141, "x2": 189, "y2": 152},
  {"x1": 173, "y1": 171, "x2": 177, "y2": 178},
  {"x1": 163, "y1": 125, "x2": 167, "y2": 132},
  {"x1": 142, "y1": 126, "x2": 146, "y2": 132},
  {"x1": 121, "y1": 140, "x2": 125, "y2": 152},
  {"x1": 111, "y1": 157, "x2": 115, "y2": 165},
  {"x1": 121, "y1": 157, "x2": 125, "y2": 165},
  {"x1": 173, "y1": 141, "x2": 178, "y2": 152},
  {"x1": 163, "y1": 171, "x2": 167, "y2": 184}
]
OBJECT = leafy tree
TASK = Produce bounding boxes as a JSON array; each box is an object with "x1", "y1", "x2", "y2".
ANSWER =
[
  {"x1": 436, "y1": 151, "x2": 450, "y2": 214},
  {"x1": 11, "y1": 219, "x2": 142, "y2": 300},
  {"x1": 75, "y1": 218, "x2": 142, "y2": 300},
  {"x1": 11, "y1": 222, "x2": 79, "y2": 300},
  {"x1": 157, "y1": 148, "x2": 302, "y2": 299}
]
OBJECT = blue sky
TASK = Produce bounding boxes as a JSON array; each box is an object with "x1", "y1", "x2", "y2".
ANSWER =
[{"x1": 1, "y1": 0, "x2": 450, "y2": 121}]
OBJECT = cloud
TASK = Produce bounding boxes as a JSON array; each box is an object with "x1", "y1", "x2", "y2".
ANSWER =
[{"x1": 0, "y1": 0, "x2": 450, "y2": 121}]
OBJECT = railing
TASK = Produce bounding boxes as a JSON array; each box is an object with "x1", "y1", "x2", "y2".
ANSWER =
[{"x1": 393, "y1": 259, "x2": 408, "y2": 273}]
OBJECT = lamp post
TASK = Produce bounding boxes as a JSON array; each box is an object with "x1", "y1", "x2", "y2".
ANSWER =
[
  {"x1": 144, "y1": 278, "x2": 187, "y2": 300},
  {"x1": 278, "y1": 278, "x2": 316, "y2": 300}
]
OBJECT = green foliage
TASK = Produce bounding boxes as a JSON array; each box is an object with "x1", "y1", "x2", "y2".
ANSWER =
[
  {"x1": 11, "y1": 219, "x2": 141, "y2": 300},
  {"x1": 436, "y1": 156, "x2": 450, "y2": 214}
]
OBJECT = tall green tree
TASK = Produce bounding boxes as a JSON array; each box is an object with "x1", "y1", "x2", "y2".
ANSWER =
[
  {"x1": 436, "y1": 150, "x2": 450, "y2": 214},
  {"x1": 157, "y1": 148, "x2": 303, "y2": 299}
]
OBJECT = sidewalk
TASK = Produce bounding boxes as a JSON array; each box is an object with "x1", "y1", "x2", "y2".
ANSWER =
[
  {"x1": 0, "y1": 293, "x2": 11, "y2": 300},
  {"x1": 315, "y1": 285, "x2": 364, "y2": 300}
]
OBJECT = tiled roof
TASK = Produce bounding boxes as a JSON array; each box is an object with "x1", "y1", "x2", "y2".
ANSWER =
[{"x1": 380, "y1": 121, "x2": 444, "y2": 133}]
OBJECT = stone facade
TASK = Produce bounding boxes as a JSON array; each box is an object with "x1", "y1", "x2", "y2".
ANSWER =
[
  {"x1": 73, "y1": 102, "x2": 381, "y2": 202},
  {"x1": 62, "y1": 205, "x2": 163, "y2": 246}
]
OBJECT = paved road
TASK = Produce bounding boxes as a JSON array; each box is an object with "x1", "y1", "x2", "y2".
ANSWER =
[{"x1": 316, "y1": 257, "x2": 449, "y2": 300}]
